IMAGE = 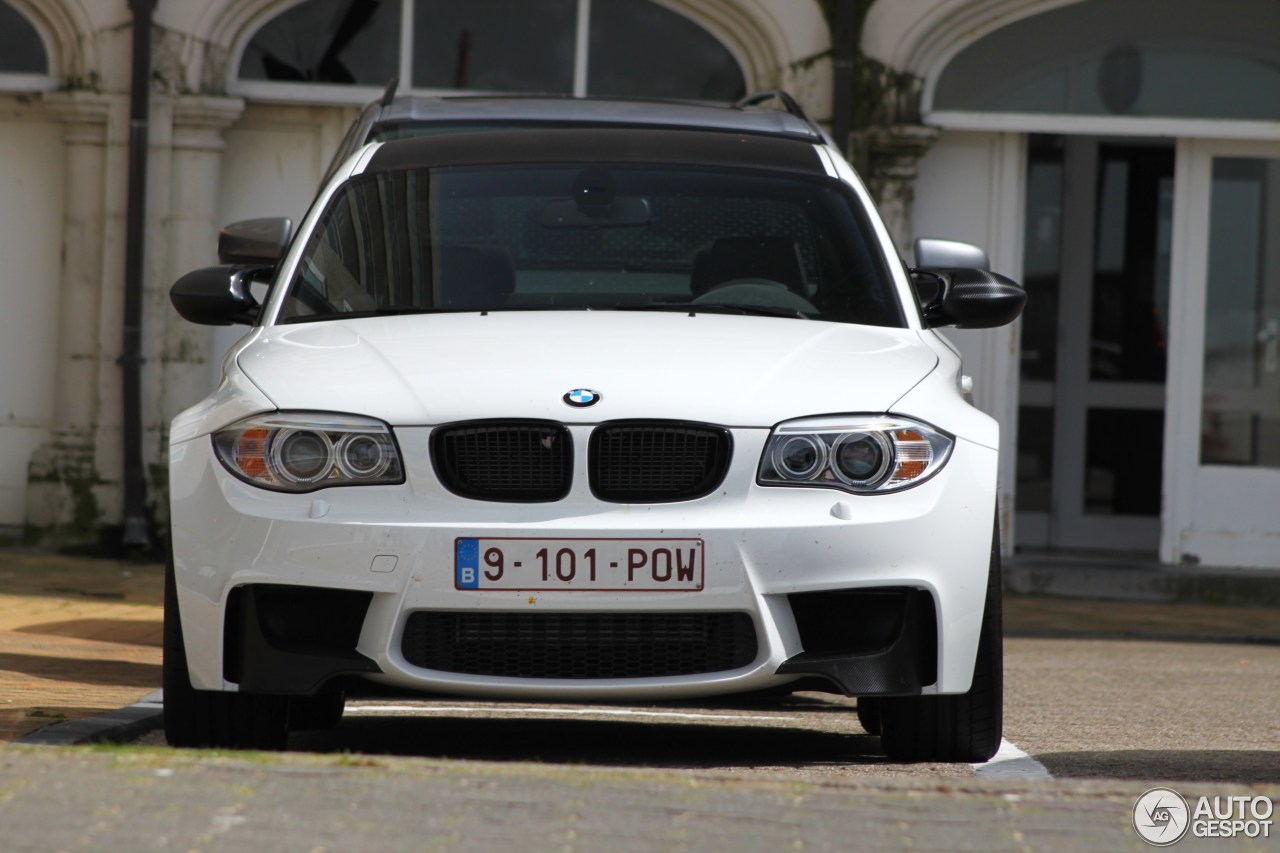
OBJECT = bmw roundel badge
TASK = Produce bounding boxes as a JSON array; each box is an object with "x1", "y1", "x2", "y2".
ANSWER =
[{"x1": 563, "y1": 388, "x2": 601, "y2": 408}]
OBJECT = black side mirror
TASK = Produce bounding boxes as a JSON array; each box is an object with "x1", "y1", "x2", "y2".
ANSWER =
[
  {"x1": 909, "y1": 237, "x2": 1024, "y2": 328},
  {"x1": 218, "y1": 218, "x2": 292, "y2": 265},
  {"x1": 912, "y1": 268, "x2": 1026, "y2": 329},
  {"x1": 171, "y1": 265, "x2": 270, "y2": 326}
]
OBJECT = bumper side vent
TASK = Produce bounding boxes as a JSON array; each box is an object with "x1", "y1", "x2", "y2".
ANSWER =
[
  {"x1": 223, "y1": 584, "x2": 379, "y2": 694},
  {"x1": 780, "y1": 587, "x2": 938, "y2": 696}
]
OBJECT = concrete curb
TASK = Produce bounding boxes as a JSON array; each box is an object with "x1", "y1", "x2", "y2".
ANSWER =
[
  {"x1": 17, "y1": 691, "x2": 163, "y2": 747},
  {"x1": 1006, "y1": 627, "x2": 1280, "y2": 646},
  {"x1": 1005, "y1": 557, "x2": 1280, "y2": 608}
]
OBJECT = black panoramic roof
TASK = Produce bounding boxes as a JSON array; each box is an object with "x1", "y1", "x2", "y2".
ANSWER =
[
  {"x1": 372, "y1": 94, "x2": 826, "y2": 142},
  {"x1": 363, "y1": 127, "x2": 826, "y2": 175}
]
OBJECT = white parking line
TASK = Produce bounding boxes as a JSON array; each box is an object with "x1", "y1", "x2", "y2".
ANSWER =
[
  {"x1": 345, "y1": 704, "x2": 793, "y2": 723},
  {"x1": 346, "y1": 704, "x2": 1054, "y2": 776},
  {"x1": 972, "y1": 738, "x2": 1052, "y2": 779}
]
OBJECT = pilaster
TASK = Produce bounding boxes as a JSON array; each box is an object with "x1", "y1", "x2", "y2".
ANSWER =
[
  {"x1": 858, "y1": 124, "x2": 939, "y2": 253},
  {"x1": 26, "y1": 91, "x2": 129, "y2": 543},
  {"x1": 144, "y1": 95, "x2": 245, "y2": 524}
]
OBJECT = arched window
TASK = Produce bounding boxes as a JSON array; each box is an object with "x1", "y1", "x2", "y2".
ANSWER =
[
  {"x1": 410, "y1": 0, "x2": 578, "y2": 93},
  {"x1": 237, "y1": 0, "x2": 745, "y2": 102},
  {"x1": 238, "y1": 0, "x2": 401, "y2": 85},
  {"x1": 588, "y1": 0, "x2": 744, "y2": 99},
  {"x1": 0, "y1": 1, "x2": 53, "y2": 88},
  {"x1": 932, "y1": 0, "x2": 1280, "y2": 121}
]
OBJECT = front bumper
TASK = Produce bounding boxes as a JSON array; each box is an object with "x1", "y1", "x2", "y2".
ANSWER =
[{"x1": 169, "y1": 427, "x2": 997, "y2": 699}]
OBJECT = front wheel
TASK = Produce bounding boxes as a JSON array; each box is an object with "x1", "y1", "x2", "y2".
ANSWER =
[
  {"x1": 290, "y1": 687, "x2": 346, "y2": 731},
  {"x1": 856, "y1": 697, "x2": 882, "y2": 735},
  {"x1": 876, "y1": 517, "x2": 1003, "y2": 763},
  {"x1": 163, "y1": 558, "x2": 291, "y2": 750}
]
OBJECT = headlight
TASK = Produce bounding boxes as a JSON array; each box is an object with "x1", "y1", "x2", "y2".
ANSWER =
[
  {"x1": 213, "y1": 413, "x2": 404, "y2": 492},
  {"x1": 758, "y1": 416, "x2": 952, "y2": 494}
]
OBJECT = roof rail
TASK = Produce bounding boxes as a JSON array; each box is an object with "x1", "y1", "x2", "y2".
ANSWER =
[
  {"x1": 737, "y1": 90, "x2": 807, "y2": 119},
  {"x1": 735, "y1": 90, "x2": 829, "y2": 142},
  {"x1": 380, "y1": 77, "x2": 400, "y2": 107}
]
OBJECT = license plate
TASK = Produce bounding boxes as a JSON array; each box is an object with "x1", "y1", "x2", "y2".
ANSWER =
[{"x1": 455, "y1": 537, "x2": 704, "y2": 591}]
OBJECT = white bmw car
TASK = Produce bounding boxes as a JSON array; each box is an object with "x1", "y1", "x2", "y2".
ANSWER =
[{"x1": 165, "y1": 98, "x2": 1024, "y2": 761}]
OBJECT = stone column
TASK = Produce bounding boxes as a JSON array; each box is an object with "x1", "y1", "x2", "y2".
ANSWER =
[
  {"x1": 142, "y1": 95, "x2": 245, "y2": 522},
  {"x1": 26, "y1": 91, "x2": 129, "y2": 542},
  {"x1": 857, "y1": 124, "x2": 939, "y2": 255}
]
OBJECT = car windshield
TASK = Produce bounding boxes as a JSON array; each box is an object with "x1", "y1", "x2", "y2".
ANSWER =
[{"x1": 278, "y1": 163, "x2": 904, "y2": 326}]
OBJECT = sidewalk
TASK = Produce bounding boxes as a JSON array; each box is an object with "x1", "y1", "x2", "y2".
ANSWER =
[
  {"x1": 0, "y1": 548, "x2": 1276, "y2": 744},
  {"x1": 0, "y1": 551, "x2": 162, "y2": 742}
]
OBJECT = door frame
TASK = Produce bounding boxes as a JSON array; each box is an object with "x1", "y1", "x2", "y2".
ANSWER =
[
  {"x1": 1017, "y1": 135, "x2": 1168, "y2": 552},
  {"x1": 1162, "y1": 136, "x2": 1280, "y2": 568}
]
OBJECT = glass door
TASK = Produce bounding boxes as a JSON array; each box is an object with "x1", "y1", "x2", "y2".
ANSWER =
[
  {"x1": 1017, "y1": 136, "x2": 1173, "y2": 552},
  {"x1": 1164, "y1": 140, "x2": 1280, "y2": 568}
]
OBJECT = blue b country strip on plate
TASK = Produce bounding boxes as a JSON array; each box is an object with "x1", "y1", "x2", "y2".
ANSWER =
[
  {"x1": 454, "y1": 537, "x2": 704, "y2": 592},
  {"x1": 456, "y1": 538, "x2": 481, "y2": 589}
]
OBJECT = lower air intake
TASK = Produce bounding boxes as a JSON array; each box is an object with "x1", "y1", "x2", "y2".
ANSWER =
[{"x1": 401, "y1": 611, "x2": 757, "y2": 679}]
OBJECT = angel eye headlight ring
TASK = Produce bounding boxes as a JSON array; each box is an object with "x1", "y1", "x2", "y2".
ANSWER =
[
  {"x1": 830, "y1": 431, "x2": 892, "y2": 488},
  {"x1": 771, "y1": 434, "x2": 828, "y2": 481},
  {"x1": 270, "y1": 428, "x2": 335, "y2": 484}
]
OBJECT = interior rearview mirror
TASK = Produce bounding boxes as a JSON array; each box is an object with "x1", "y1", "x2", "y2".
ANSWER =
[{"x1": 541, "y1": 197, "x2": 650, "y2": 227}]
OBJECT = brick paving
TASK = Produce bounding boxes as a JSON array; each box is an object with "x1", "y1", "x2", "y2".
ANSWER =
[{"x1": 0, "y1": 551, "x2": 161, "y2": 741}]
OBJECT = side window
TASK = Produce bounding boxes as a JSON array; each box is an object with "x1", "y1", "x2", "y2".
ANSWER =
[
  {"x1": 288, "y1": 186, "x2": 377, "y2": 317},
  {"x1": 284, "y1": 172, "x2": 435, "y2": 319}
]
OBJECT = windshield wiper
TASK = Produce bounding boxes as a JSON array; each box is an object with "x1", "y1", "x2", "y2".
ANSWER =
[{"x1": 617, "y1": 301, "x2": 810, "y2": 319}]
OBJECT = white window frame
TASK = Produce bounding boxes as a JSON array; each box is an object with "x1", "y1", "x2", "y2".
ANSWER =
[
  {"x1": 927, "y1": 111, "x2": 1280, "y2": 144},
  {"x1": 0, "y1": 72, "x2": 56, "y2": 92}
]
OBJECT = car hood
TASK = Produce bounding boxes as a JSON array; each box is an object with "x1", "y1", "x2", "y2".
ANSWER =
[{"x1": 236, "y1": 312, "x2": 937, "y2": 427}]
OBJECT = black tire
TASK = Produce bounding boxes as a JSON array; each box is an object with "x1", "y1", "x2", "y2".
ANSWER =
[
  {"x1": 877, "y1": 517, "x2": 1003, "y2": 763},
  {"x1": 856, "y1": 697, "x2": 882, "y2": 735},
  {"x1": 290, "y1": 686, "x2": 346, "y2": 730},
  {"x1": 163, "y1": 558, "x2": 291, "y2": 750}
]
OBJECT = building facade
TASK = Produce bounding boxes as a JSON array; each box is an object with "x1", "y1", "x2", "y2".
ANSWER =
[{"x1": 0, "y1": 0, "x2": 1276, "y2": 569}]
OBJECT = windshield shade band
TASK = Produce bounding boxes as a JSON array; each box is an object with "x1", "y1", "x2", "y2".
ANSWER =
[{"x1": 365, "y1": 128, "x2": 827, "y2": 175}]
